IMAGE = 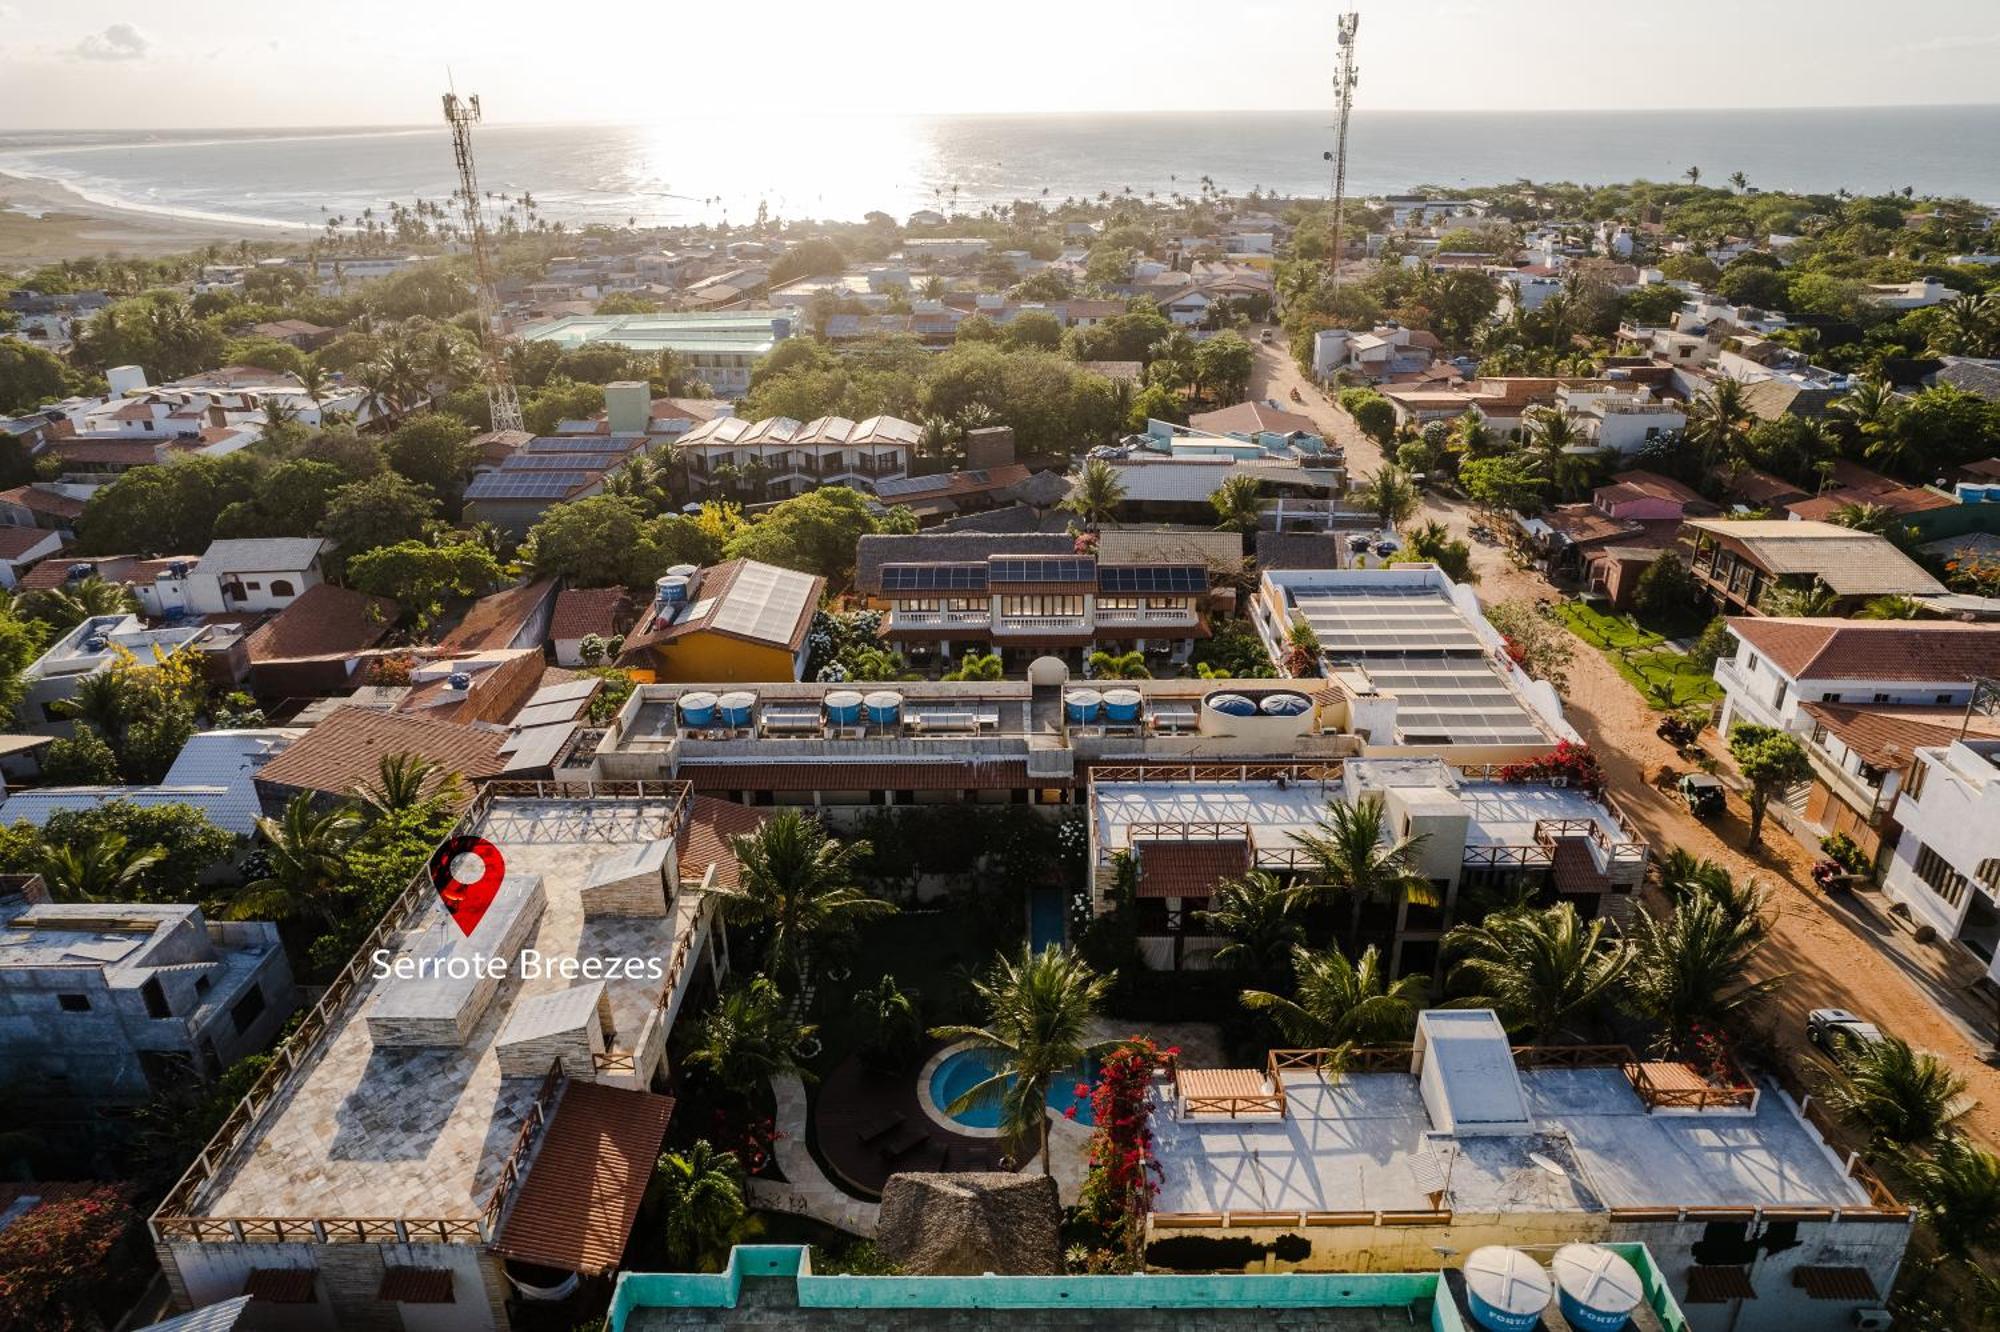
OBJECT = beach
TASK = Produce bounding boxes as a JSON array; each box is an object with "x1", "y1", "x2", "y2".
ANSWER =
[{"x1": 0, "y1": 172, "x2": 307, "y2": 270}]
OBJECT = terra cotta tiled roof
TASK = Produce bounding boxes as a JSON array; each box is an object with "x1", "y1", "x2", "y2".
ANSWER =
[
  {"x1": 550, "y1": 586, "x2": 632, "y2": 642},
  {"x1": 1729, "y1": 617, "x2": 2000, "y2": 682},
  {"x1": 1134, "y1": 839, "x2": 1250, "y2": 899},
  {"x1": 254, "y1": 707, "x2": 510, "y2": 796},
  {"x1": 489, "y1": 1080, "x2": 673, "y2": 1276},
  {"x1": 242, "y1": 583, "x2": 397, "y2": 663}
]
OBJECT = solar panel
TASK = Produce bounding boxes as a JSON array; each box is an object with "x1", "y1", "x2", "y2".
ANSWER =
[
  {"x1": 502, "y1": 452, "x2": 621, "y2": 471},
  {"x1": 881, "y1": 563, "x2": 988, "y2": 592},
  {"x1": 524, "y1": 435, "x2": 644, "y2": 454},
  {"x1": 465, "y1": 470, "x2": 593, "y2": 501},
  {"x1": 989, "y1": 557, "x2": 1093, "y2": 583},
  {"x1": 1099, "y1": 564, "x2": 1206, "y2": 594},
  {"x1": 711, "y1": 561, "x2": 818, "y2": 643}
]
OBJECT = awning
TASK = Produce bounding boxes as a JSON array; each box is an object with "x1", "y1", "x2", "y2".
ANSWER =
[
  {"x1": 243, "y1": 1269, "x2": 317, "y2": 1303},
  {"x1": 1135, "y1": 839, "x2": 1251, "y2": 898},
  {"x1": 1793, "y1": 1266, "x2": 1878, "y2": 1301},
  {"x1": 491, "y1": 1080, "x2": 674, "y2": 1276},
  {"x1": 378, "y1": 1266, "x2": 455, "y2": 1303},
  {"x1": 1684, "y1": 1265, "x2": 1757, "y2": 1304}
]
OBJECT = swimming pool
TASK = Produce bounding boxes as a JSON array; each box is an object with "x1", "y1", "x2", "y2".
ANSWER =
[
  {"x1": 927, "y1": 1046, "x2": 1098, "y2": 1130},
  {"x1": 1029, "y1": 887, "x2": 1065, "y2": 952}
]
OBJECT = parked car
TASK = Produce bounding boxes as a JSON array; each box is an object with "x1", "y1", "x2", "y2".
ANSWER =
[
  {"x1": 1373, "y1": 539, "x2": 1399, "y2": 557},
  {"x1": 1677, "y1": 773, "x2": 1725, "y2": 819},
  {"x1": 1259, "y1": 328, "x2": 1274, "y2": 344},
  {"x1": 1346, "y1": 533, "x2": 1373, "y2": 552},
  {"x1": 1808, "y1": 1008, "x2": 1884, "y2": 1061}
]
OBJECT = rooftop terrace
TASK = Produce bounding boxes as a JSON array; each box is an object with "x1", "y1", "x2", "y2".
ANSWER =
[{"x1": 158, "y1": 787, "x2": 715, "y2": 1244}]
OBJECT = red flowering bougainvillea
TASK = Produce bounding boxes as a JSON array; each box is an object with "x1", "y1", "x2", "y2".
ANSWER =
[
  {"x1": 1496, "y1": 740, "x2": 1607, "y2": 796},
  {"x1": 1076, "y1": 1038, "x2": 1167, "y2": 1268},
  {"x1": 0, "y1": 1184, "x2": 136, "y2": 1332}
]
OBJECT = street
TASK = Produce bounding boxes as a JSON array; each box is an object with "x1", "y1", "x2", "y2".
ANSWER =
[{"x1": 1248, "y1": 334, "x2": 2000, "y2": 1146}]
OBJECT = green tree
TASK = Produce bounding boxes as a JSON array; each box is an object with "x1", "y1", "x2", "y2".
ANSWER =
[
  {"x1": 1210, "y1": 473, "x2": 1264, "y2": 534},
  {"x1": 1443, "y1": 903, "x2": 1631, "y2": 1040},
  {"x1": 31, "y1": 830, "x2": 165, "y2": 903},
  {"x1": 23, "y1": 577, "x2": 136, "y2": 633},
  {"x1": 1289, "y1": 799, "x2": 1436, "y2": 950},
  {"x1": 384, "y1": 412, "x2": 477, "y2": 499},
  {"x1": 1820, "y1": 1035, "x2": 1970, "y2": 1148},
  {"x1": 1003, "y1": 310, "x2": 1065, "y2": 352},
  {"x1": 1398, "y1": 519, "x2": 1474, "y2": 582},
  {"x1": 942, "y1": 650, "x2": 1004, "y2": 682},
  {"x1": 1904, "y1": 1135, "x2": 2000, "y2": 1257},
  {"x1": 220, "y1": 796, "x2": 363, "y2": 931},
  {"x1": 75, "y1": 454, "x2": 260, "y2": 555},
  {"x1": 1685, "y1": 377, "x2": 1754, "y2": 472},
  {"x1": 1459, "y1": 454, "x2": 1547, "y2": 516},
  {"x1": 724, "y1": 810, "x2": 892, "y2": 991},
  {"x1": 1727, "y1": 723, "x2": 1811, "y2": 848},
  {"x1": 212, "y1": 459, "x2": 348, "y2": 540},
  {"x1": 685, "y1": 975, "x2": 816, "y2": 1097},
  {"x1": 1623, "y1": 886, "x2": 1787, "y2": 1051},
  {"x1": 36, "y1": 727, "x2": 120, "y2": 786},
  {"x1": 37, "y1": 802, "x2": 234, "y2": 902},
  {"x1": 320, "y1": 472, "x2": 439, "y2": 560},
  {"x1": 1060, "y1": 457, "x2": 1128, "y2": 530},
  {"x1": 930, "y1": 945, "x2": 1118, "y2": 1174},
  {"x1": 353, "y1": 750, "x2": 465, "y2": 820},
  {"x1": 525, "y1": 494, "x2": 664, "y2": 589},
  {"x1": 647, "y1": 1140, "x2": 747, "y2": 1270},
  {"x1": 852, "y1": 974, "x2": 925, "y2": 1071},
  {"x1": 0, "y1": 340, "x2": 88, "y2": 415},
  {"x1": 1196, "y1": 871, "x2": 1302, "y2": 980},
  {"x1": 1194, "y1": 331, "x2": 1255, "y2": 404},
  {"x1": 1353, "y1": 466, "x2": 1420, "y2": 529},
  {"x1": 1086, "y1": 650, "x2": 1150, "y2": 680},
  {"x1": 1338, "y1": 388, "x2": 1396, "y2": 445},
  {"x1": 1239, "y1": 943, "x2": 1425, "y2": 1049},
  {"x1": 767, "y1": 237, "x2": 848, "y2": 287},
  {"x1": 345, "y1": 540, "x2": 503, "y2": 634},
  {"x1": 724, "y1": 486, "x2": 884, "y2": 583},
  {"x1": 1631, "y1": 553, "x2": 1699, "y2": 621}
]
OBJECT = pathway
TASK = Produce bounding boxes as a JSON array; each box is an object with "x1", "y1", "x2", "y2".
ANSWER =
[{"x1": 750, "y1": 1071, "x2": 881, "y2": 1237}]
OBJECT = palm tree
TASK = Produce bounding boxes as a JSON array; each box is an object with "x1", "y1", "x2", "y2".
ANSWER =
[
  {"x1": 1758, "y1": 580, "x2": 1840, "y2": 618},
  {"x1": 1826, "y1": 500, "x2": 1894, "y2": 536},
  {"x1": 1526, "y1": 409, "x2": 1601, "y2": 500},
  {"x1": 1452, "y1": 412, "x2": 1501, "y2": 460},
  {"x1": 725, "y1": 810, "x2": 893, "y2": 991},
  {"x1": 1904, "y1": 1134, "x2": 2000, "y2": 1258},
  {"x1": 32, "y1": 831, "x2": 166, "y2": 903},
  {"x1": 1196, "y1": 871, "x2": 1302, "y2": 978},
  {"x1": 1443, "y1": 903, "x2": 1631, "y2": 1041},
  {"x1": 685, "y1": 975, "x2": 816, "y2": 1097},
  {"x1": 1353, "y1": 466, "x2": 1420, "y2": 531},
  {"x1": 1086, "y1": 649, "x2": 1150, "y2": 680},
  {"x1": 1684, "y1": 166, "x2": 1702, "y2": 187},
  {"x1": 1061, "y1": 457, "x2": 1127, "y2": 530},
  {"x1": 1240, "y1": 943, "x2": 1425, "y2": 1049},
  {"x1": 1856, "y1": 594, "x2": 1923, "y2": 620},
  {"x1": 29, "y1": 577, "x2": 137, "y2": 631},
  {"x1": 1288, "y1": 799, "x2": 1436, "y2": 950},
  {"x1": 52, "y1": 668, "x2": 129, "y2": 739},
  {"x1": 648, "y1": 1140, "x2": 746, "y2": 1268},
  {"x1": 930, "y1": 945, "x2": 1118, "y2": 1175},
  {"x1": 1623, "y1": 887, "x2": 1786, "y2": 1052},
  {"x1": 354, "y1": 751, "x2": 463, "y2": 819},
  {"x1": 221, "y1": 796, "x2": 363, "y2": 930},
  {"x1": 1929, "y1": 293, "x2": 2000, "y2": 359},
  {"x1": 1684, "y1": 378, "x2": 1753, "y2": 473},
  {"x1": 1210, "y1": 473, "x2": 1263, "y2": 534},
  {"x1": 942, "y1": 651, "x2": 1004, "y2": 682},
  {"x1": 1819, "y1": 1035, "x2": 1970, "y2": 1148},
  {"x1": 1830, "y1": 379, "x2": 1906, "y2": 471},
  {"x1": 1728, "y1": 171, "x2": 1749, "y2": 193}
]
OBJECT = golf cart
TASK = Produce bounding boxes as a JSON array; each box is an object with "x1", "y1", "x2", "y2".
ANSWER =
[
  {"x1": 1808, "y1": 1008, "x2": 1885, "y2": 1062},
  {"x1": 1677, "y1": 772, "x2": 1725, "y2": 819}
]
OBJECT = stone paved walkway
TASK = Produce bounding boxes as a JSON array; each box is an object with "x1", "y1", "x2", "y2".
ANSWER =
[{"x1": 749, "y1": 1071, "x2": 881, "y2": 1237}]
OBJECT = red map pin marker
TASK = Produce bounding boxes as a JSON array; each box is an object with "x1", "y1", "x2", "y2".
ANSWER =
[{"x1": 429, "y1": 835, "x2": 506, "y2": 936}]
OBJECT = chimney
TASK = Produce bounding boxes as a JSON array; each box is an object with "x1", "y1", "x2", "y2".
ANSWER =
[{"x1": 604, "y1": 381, "x2": 650, "y2": 436}]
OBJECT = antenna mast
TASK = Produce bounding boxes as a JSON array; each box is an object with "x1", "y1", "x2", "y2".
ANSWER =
[
  {"x1": 442, "y1": 91, "x2": 525, "y2": 434},
  {"x1": 1326, "y1": 12, "x2": 1360, "y2": 296}
]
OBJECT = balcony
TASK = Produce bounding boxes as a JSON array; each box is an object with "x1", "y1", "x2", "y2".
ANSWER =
[
  {"x1": 1095, "y1": 606, "x2": 1199, "y2": 627},
  {"x1": 886, "y1": 609, "x2": 990, "y2": 629},
  {"x1": 993, "y1": 615, "x2": 1089, "y2": 634}
]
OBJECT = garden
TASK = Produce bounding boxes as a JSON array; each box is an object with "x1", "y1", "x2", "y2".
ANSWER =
[{"x1": 1554, "y1": 600, "x2": 1723, "y2": 712}]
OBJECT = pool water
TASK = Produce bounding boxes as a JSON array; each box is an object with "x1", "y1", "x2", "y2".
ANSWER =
[
  {"x1": 1029, "y1": 888, "x2": 1065, "y2": 952},
  {"x1": 929, "y1": 1047, "x2": 1098, "y2": 1129}
]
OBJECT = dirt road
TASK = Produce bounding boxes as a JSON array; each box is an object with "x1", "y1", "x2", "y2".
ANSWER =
[{"x1": 1252, "y1": 336, "x2": 2000, "y2": 1144}]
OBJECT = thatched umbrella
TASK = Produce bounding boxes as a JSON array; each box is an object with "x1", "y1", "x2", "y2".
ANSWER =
[{"x1": 875, "y1": 1172, "x2": 1062, "y2": 1275}]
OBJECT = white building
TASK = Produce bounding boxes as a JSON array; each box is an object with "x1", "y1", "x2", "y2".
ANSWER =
[
  {"x1": 1880, "y1": 737, "x2": 2000, "y2": 971},
  {"x1": 674, "y1": 413, "x2": 915, "y2": 499},
  {"x1": 1712, "y1": 618, "x2": 1998, "y2": 740},
  {"x1": 16, "y1": 613, "x2": 211, "y2": 731},
  {"x1": 1556, "y1": 382, "x2": 1688, "y2": 454},
  {"x1": 1862, "y1": 278, "x2": 1962, "y2": 310},
  {"x1": 137, "y1": 538, "x2": 328, "y2": 618}
]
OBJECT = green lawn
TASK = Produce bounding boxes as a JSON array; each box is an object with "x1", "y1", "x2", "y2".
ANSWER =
[{"x1": 1555, "y1": 602, "x2": 1722, "y2": 710}]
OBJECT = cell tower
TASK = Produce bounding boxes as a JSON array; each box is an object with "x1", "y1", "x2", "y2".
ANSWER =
[
  {"x1": 443, "y1": 91, "x2": 525, "y2": 434},
  {"x1": 1324, "y1": 12, "x2": 1360, "y2": 295}
]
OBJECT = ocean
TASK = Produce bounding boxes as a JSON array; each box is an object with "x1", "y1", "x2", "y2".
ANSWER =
[{"x1": 3, "y1": 106, "x2": 1998, "y2": 236}]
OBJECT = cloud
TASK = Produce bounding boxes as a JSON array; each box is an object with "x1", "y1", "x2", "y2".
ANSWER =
[{"x1": 73, "y1": 23, "x2": 150, "y2": 61}]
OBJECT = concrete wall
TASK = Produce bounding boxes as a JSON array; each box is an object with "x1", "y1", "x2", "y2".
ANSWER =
[{"x1": 163, "y1": 1239, "x2": 507, "y2": 1332}]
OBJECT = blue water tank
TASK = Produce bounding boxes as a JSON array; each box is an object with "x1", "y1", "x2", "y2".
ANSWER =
[
  {"x1": 864, "y1": 690, "x2": 903, "y2": 725},
  {"x1": 825, "y1": 690, "x2": 863, "y2": 725},
  {"x1": 1205, "y1": 692, "x2": 1257, "y2": 718},
  {"x1": 1065, "y1": 688, "x2": 1104, "y2": 722},
  {"x1": 1101, "y1": 688, "x2": 1142, "y2": 723},
  {"x1": 655, "y1": 575, "x2": 690, "y2": 606},
  {"x1": 678, "y1": 691, "x2": 718, "y2": 728},
  {"x1": 1260, "y1": 691, "x2": 1311, "y2": 716},
  {"x1": 717, "y1": 691, "x2": 756, "y2": 727},
  {"x1": 1551, "y1": 1244, "x2": 1642, "y2": 1332},
  {"x1": 1463, "y1": 1247, "x2": 1551, "y2": 1332}
]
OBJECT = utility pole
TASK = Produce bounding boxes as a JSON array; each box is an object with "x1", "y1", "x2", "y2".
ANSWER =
[
  {"x1": 442, "y1": 91, "x2": 525, "y2": 434},
  {"x1": 1323, "y1": 12, "x2": 1360, "y2": 297}
]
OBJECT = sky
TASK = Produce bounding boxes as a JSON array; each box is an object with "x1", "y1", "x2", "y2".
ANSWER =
[{"x1": 3, "y1": 0, "x2": 1999, "y2": 130}]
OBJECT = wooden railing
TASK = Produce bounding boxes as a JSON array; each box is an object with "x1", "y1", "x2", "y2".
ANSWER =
[
  {"x1": 1178, "y1": 1088, "x2": 1288, "y2": 1118},
  {"x1": 1151, "y1": 1207, "x2": 1455, "y2": 1231},
  {"x1": 1128, "y1": 821, "x2": 1253, "y2": 844},
  {"x1": 150, "y1": 784, "x2": 691, "y2": 1246},
  {"x1": 1088, "y1": 761, "x2": 1344, "y2": 785},
  {"x1": 1623, "y1": 1058, "x2": 1759, "y2": 1112},
  {"x1": 480, "y1": 1060, "x2": 566, "y2": 1234}
]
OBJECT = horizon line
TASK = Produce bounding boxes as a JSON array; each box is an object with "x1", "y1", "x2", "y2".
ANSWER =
[{"x1": 12, "y1": 101, "x2": 2000, "y2": 136}]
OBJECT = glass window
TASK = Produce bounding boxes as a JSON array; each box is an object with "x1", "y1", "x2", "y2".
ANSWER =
[
  {"x1": 57, "y1": 992, "x2": 90, "y2": 1012},
  {"x1": 1000, "y1": 595, "x2": 1083, "y2": 617}
]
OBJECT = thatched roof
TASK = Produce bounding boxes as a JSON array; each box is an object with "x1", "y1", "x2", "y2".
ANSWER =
[
  {"x1": 875, "y1": 1171, "x2": 1062, "y2": 1275},
  {"x1": 1006, "y1": 469, "x2": 1075, "y2": 510}
]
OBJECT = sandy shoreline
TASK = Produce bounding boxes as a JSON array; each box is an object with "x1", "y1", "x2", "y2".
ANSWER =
[{"x1": 0, "y1": 171, "x2": 313, "y2": 271}]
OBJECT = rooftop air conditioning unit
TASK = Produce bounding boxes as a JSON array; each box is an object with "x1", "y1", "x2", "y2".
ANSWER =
[{"x1": 1853, "y1": 1310, "x2": 1892, "y2": 1332}]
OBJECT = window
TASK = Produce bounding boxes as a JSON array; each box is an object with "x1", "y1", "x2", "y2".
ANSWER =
[
  {"x1": 269, "y1": 579, "x2": 295, "y2": 598},
  {"x1": 230, "y1": 986, "x2": 266, "y2": 1035},
  {"x1": 1820, "y1": 693, "x2": 1842, "y2": 703},
  {"x1": 1098, "y1": 597, "x2": 1140, "y2": 611},
  {"x1": 141, "y1": 976, "x2": 171, "y2": 1019},
  {"x1": 57, "y1": 992, "x2": 90, "y2": 1012},
  {"x1": 1872, "y1": 693, "x2": 1891, "y2": 704},
  {"x1": 1915, "y1": 843, "x2": 1970, "y2": 908},
  {"x1": 1000, "y1": 594, "x2": 1084, "y2": 618},
  {"x1": 1937, "y1": 694, "x2": 1955, "y2": 706},
  {"x1": 195, "y1": 974, "x2": 213, "y2": 996},
  {"x1": 1744, "y1": 652, "x2": 1759, "y2": 673}
]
